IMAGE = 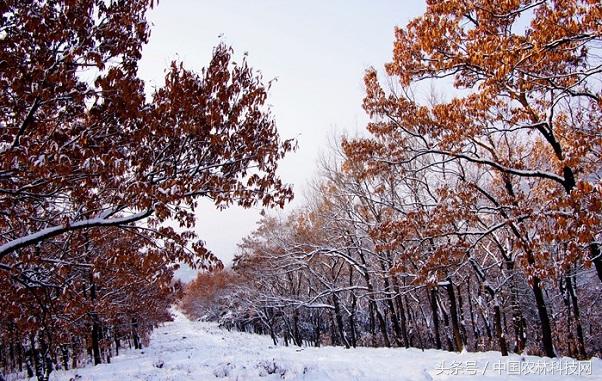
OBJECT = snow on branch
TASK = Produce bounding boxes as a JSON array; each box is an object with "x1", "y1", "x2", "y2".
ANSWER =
[{"x1": 0, "y1": 208, "x2": 153, "y2": 259}]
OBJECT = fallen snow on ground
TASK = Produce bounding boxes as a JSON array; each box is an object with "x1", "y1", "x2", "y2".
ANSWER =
[{"x1": 42, "y1": 309, "x2": 601, "y2": 381}]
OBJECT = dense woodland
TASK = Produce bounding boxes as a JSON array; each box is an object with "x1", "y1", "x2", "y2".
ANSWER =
[
  {"x1": 0, "y1": 1, "x2": 292, "y2": 380},
  {"x1": 182, "y1": 0, "x2": 602, "y2": 361},
  {"x1": 1, "y1": 0, "x2": 601, "y2": 380}
]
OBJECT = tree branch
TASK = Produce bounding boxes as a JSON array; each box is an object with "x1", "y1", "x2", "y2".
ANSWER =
[{"x1": 0, "y1": 208, "x2": 154, "y2": 260}]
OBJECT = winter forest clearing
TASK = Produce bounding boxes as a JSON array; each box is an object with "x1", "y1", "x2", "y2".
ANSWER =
[
  {"x1": 35, "y1": 309, "x2": 602, "y2": 381},
  {"x1": 2, "y1": 0, "x2": 602, "y2": 380}
]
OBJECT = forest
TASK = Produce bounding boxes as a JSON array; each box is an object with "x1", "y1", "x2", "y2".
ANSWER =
[
  {"x1": 182, "y1": 0, "x2": 602, "y2": 362},
  {"x1": 1, "y1": 0, "x2": 602, "y2": 380},
  {"x1": 0, "y1": 1, "x2": 292, "y2": 380}
]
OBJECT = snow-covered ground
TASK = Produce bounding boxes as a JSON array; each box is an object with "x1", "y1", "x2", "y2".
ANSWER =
[{"x1": 37, "y1": 309, "x2": 601, "y2": 381}]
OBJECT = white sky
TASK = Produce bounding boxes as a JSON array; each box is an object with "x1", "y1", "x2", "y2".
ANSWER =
[{"x1": 138, "y1": 0, "x2": 426, "y2": 281}]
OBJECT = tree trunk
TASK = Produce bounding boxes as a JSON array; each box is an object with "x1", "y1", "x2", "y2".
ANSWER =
[
  {"x1": 392, "y1": 278, "x2": 410, "y2": 348},
  {"x1": 531, "y1": 276, "x2": 555, "y2": 357},
  {"x1": 91, "y1": 316, "x2": 102, "y2": 365},
  {"x1": 479, "y1": 308, "x2": 493, "y2": 348},
  {"x1": 589, "y1": 243, "x2": 602, "y2": 283},
  {"x1": 71, "y1": 337, "x2": 78, "y2": 369},
  {"x1": 466, "y1": 281, "x2": 480, "y2": 351},
  {"x1": 500, "y1": 257, "x2": 526, "y2": 354},
  {"x1": 376, "y1": 256, "x2": 404, "y2": 346},
  {"x1": 368, "y1": 299, "x2": 376, "y2": 346},
  {"x1": 89, "y1": 274, "x2": 102, "y2": 365},
  {"x1": 407, "y1": 294, "x2": 425, "y2": 350},
  {"x1": 114, "y1": 327, "x2": 120, "y2": 356},
  {"x1": 373, "y1": 303, "x2": 391, "y2": 347},
  {"x1": 328, "y1": 311, "x2": 338, "y2": 346},
  {"x1": 566, "y1": 274, "x2": 586, "y2": 358},
  {"x1": 493, "y1": 303, "x2": 509, "y2": 356},
  {"x1": 445, "y1": 280, "x2": 464, "y2": 352},
  {"x1": 314, "y1": 312, "x2": 321, "y2": 347},
  {"x1": 455, "y1": 284, "x2": 468, "y2": 347},
  {"x1": 357, "y1": 249, "x2": 390, "y2": 347},
  {"x1": 60, "y1": 346, "x2": 69, "y2": 370},
  {"x1": 292, "y1": 310, "x2": 302, "y2": 347},
  {"x1": 437, "y1": 294, "x2": 454, "y2": 352},
  {"x1": 429, "y1": 288, "x2": 442, "y2": 350},
  {"x1": 332, "y1": 294, "x2": 350, "y2": 348},
  {"x1": 348, "y1": 292, "x2": 358, "y2": 348},
  {"x1": 131, "y1": 318, "x2": 141, "y2": 350},
  {"x1": 509, "y1": 283, "x2": 527, "y2": 353}
]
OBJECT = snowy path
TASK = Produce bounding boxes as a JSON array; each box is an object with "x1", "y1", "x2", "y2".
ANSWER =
[{"x1": 45, "y1": 309, "x2": 601, "y2": 381}]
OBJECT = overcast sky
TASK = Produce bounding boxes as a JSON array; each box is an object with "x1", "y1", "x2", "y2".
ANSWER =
[{"x1": 138, "y1": 0, "x2": 426, "y2": 281}]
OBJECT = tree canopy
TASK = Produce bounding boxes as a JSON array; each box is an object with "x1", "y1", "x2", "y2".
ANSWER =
[
  {"x1": 0, "y1": 1, "x2": 292, "y2": 379},
  {"x1": 183, "y1": 0, "x2": 601, "y2": 361}
]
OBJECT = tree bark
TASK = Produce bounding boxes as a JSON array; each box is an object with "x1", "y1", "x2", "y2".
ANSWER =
[
  {"x1": 429, "y1": 288, "x2": 442, "y2": 350},
  {"x1": 493, "y1": 304, "x2": 509, "y2": 356},
  {"x1": 314, "y1": 312, "x2": 321, "y2": 347},
  {"x1": 531, "y1": 276, "x2": 555, "y2": 357},
  {"x1": 392, "y1": 278, "x2": 410, "y2": 348},
  {"x1": 565, "y1": 274, "x2": 586, "y2": 358},
  {"x1": 357, "y1": 249, "x2": 391, "y2": 347},
  {"x1": 445, "y1": 280, "x2": 464, "y2": 352},
  {"x1": 589, "y1": 243, "x2": 602, "y2": 283},
  {"x1": 332, "y1": 294, "x2": 350, "y2": 348},
  {"x1": 91, "y1": 317, "x2": 102, "y2": 365},
  {"x1": 348, "y1": 292, "x2": 358, "y2": 348},
  {"x1": 131, "y1": 318, "x2": 141, "y2": 350}
]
